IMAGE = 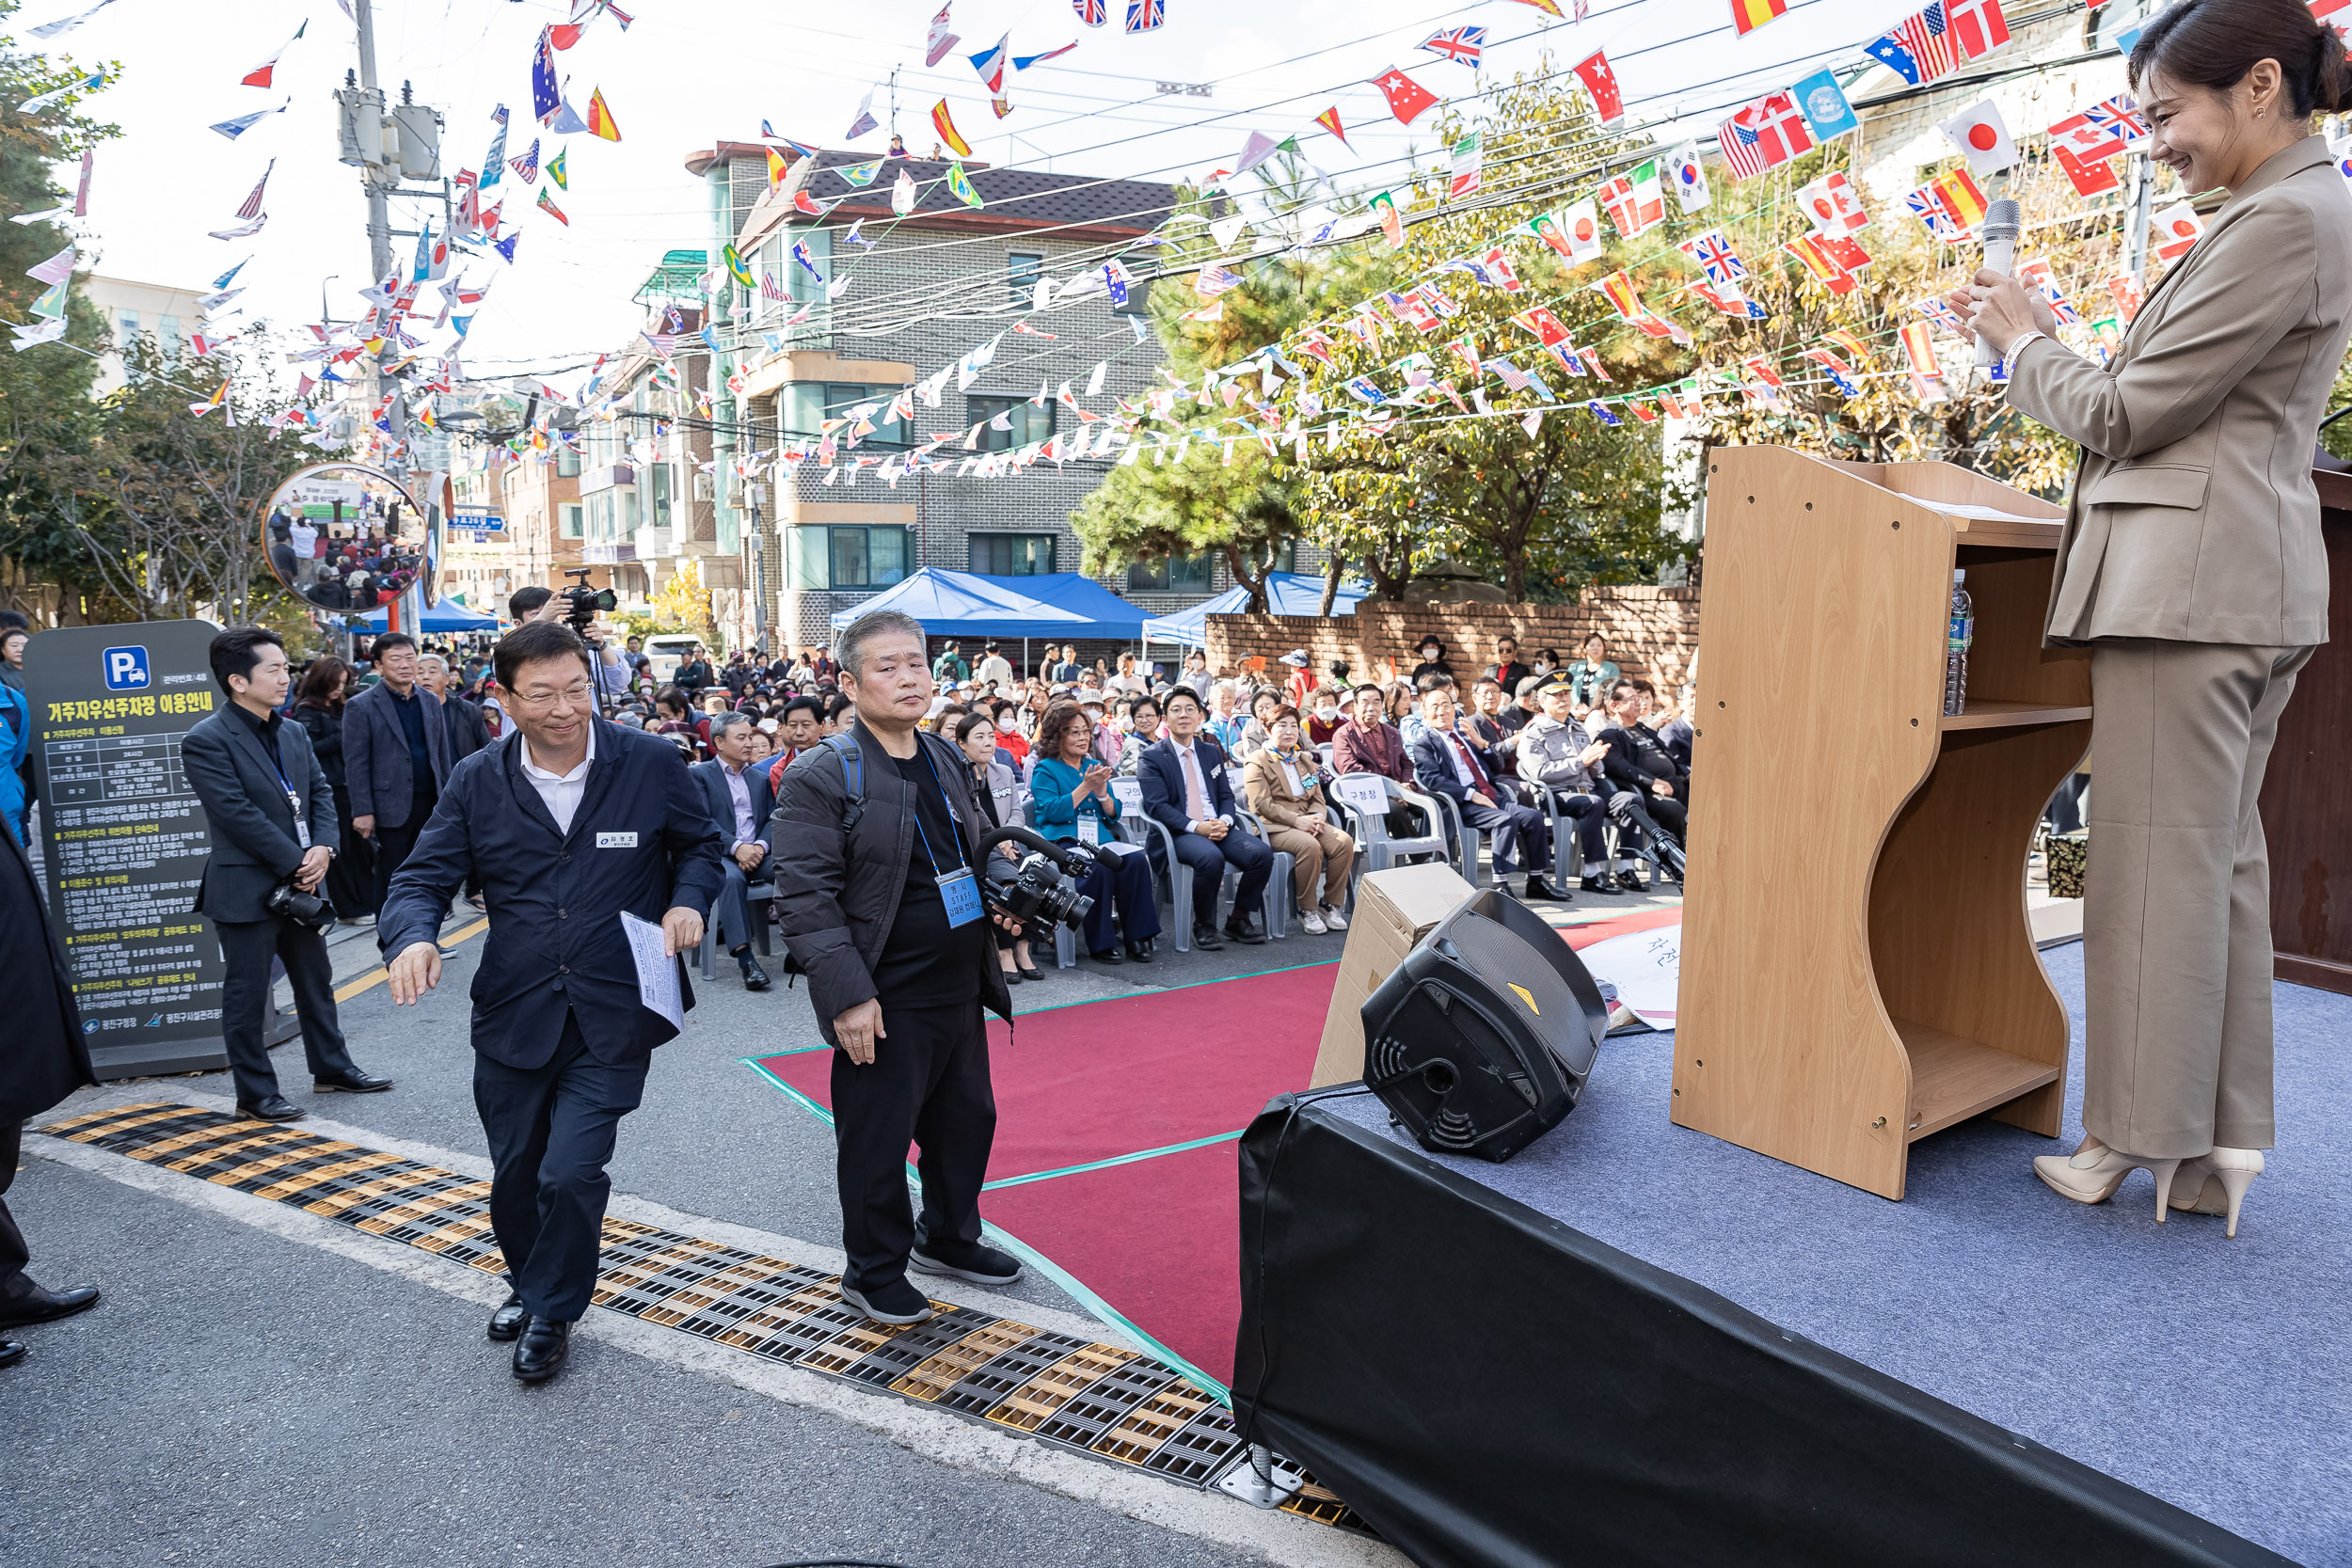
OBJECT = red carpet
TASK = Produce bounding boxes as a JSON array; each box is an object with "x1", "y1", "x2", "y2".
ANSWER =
[{"x1": 750, "y1": 961, "x2": 1339, "y2": 1386}]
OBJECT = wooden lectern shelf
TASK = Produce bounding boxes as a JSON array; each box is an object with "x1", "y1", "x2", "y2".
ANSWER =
[{"x1": 1676, "y1": 448, "x2": 2089, "y2": 1199}]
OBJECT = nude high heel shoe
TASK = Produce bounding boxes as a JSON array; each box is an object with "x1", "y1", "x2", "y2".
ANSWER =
[
  {"x1": 2167, "y1": 1148, "x2": 2265, "y2": 1239},
  {"x1": 2032, "y1": 1137, "x2": 2184, "y2": 1223}
]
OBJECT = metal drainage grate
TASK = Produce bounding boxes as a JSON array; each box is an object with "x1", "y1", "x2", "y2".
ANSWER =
[{"x1": 41, "y1": 1103, "x2": 1372, "y2": 1534}]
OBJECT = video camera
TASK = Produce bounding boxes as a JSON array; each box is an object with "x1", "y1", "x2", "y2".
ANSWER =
[
  {"x1": 558, "y1": 566, "x2": 617, "y2": 637},
  {"x1": 974, "y1": 824, "x2": 1099, "y2": 933}
]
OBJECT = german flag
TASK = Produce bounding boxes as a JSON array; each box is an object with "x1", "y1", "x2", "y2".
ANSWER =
[{"x1": 1728, "y1": 0, "x2": 1788, "y2": 35}]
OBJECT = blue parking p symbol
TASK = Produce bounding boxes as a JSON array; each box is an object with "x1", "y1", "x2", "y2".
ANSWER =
[{"x1": 102, "y1": 645, "x2": 151, "y2": 690}]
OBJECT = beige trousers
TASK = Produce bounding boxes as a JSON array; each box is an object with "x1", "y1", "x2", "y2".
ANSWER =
[
  {"x1": 1267, "y1": 823, "x2": 1356, "y2": 909},
  {"x1": 2083, "y1": 640, "x2": 2312, "y2": 1157}
]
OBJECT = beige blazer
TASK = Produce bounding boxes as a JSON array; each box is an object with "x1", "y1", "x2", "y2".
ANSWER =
[
  {"x1": 1242, "y1": 747, "x2": 1331, "y2": 831},
  {"x1": 2005, "y1": 136, "x2": 2352, "y2": 647}
]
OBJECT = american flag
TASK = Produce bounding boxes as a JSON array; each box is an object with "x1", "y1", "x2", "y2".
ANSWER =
[
  {"x1": 1418, "y1": 24, "x2": 1486, "y2": 65},
  {"x1": 234, "y1": 159, "x2": 275, "y2": 220},
  {"x1": 1678, "y1": 230, "x2": 1748, "y2": 287},
  {"x1": 760, "y1": 274, "x2": 788, "y2": 301},
  {"x1": 1717, "y1": 91, "x2": 1813, "y2": 180},
  {"x1": 1123, "y1": 0, "x2": 1163, "y2": 32}
]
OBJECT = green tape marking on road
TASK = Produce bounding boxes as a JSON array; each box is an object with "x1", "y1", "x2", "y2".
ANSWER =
[
  {"x1": 981, "y1": 1130, "x2": 1246, "y2": 1191},
  {"x1": 743, "y1": 1057, "x2": 835, "y2": 1127},
  {"x1": 977, "y1": 1218, "x2": 1232, "y2": 1404}
]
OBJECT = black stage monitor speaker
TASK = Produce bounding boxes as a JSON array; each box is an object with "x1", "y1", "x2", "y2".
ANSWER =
[{"x1": 1360, "y1": 888, "x2": 1610, "y2": 1162}]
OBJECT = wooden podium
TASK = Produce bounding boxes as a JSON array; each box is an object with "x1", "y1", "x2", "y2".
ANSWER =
[{"x1": 1676, "y1": 448, "x2": 2090, "y2": 1199}]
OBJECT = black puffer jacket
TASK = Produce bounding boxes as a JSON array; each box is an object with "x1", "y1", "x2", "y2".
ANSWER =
[{"x1": 771, "y1": 721, "x2": 1013, "y2": 1045}]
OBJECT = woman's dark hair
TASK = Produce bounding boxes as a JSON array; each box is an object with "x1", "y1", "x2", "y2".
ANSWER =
[
  {"x1": 493, "y1": 620, "x2": 588, "y2": 692},
  {"x1": 1271, "y1": 705, "x2": 1301, "y2": 724},
  {"x1": 2131, "y1": 0, "x2": 2351, "y2": 117},
  {"x1": 294, "y1": 656, "x2": 353, "y2": 713},
  {"x1": 952, "y1": 710, "x2": 996, "y2": 751},
  {"x1": 655, "y1": 686, "x2": 691, "y2": 719},
  {"x1": 1036, "y1": 701, "x2": 1090, "y2": 759}
]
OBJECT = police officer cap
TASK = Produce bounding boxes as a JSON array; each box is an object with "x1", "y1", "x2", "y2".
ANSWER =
[{"x1": 1532, "y1": 672, "x2": 1578, "y2": 698}]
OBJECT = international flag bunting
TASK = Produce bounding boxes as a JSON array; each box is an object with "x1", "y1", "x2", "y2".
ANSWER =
[
  {"x1": 1783, "y1": 234, "x2": 1855, "y2": 293},
  {"x1": 1802, "y1": 345, "x2": 1862, "y2": 395},
  {"x1": 929, "y1": 4, "x2": 963, "y2": 62},
  {"x1": 494, "y1": 233, "x2": 520, "y2": 263},
  {"x1": 1790, "y1": 69, "x2": 1859, "y2": 140},
  {"x1": 1915, "y1": 294, "x2": 1965, "y2": 333},
  {"x1": 2056, "y1": 146, "x2": 2119, "y2": 198},
  {"x1": 2015, "y1": 260, "x2": 2081, "y2": 323},
  {"x1": 233, "y1": 159, "x2": 275, "y2": 221},
  {"x1": 21, "y1": 69, "x2": 107, "y2": 116},
  {"x1": 767, "y1": 146, "x2": 789, "y2": 186},
  {"x1": 1480, "y1": 247, "x2": 1524, "y2": 293},
  {"x1": 508, "y1": 139, "x2": 541, "y2": 185},
  {"x1": 1867, "y1": 4, "x2": 1960, "y2": 87},
  {"x1": 1690, "y1": 280, "x2": 1767, "y2": 319},
  {"x1": 586, "y1": 87, "x2": 620, "y2": 141},
  {"x1": 2106, "y1": 272, "x2": 2145, "y2": 324},
  {"x1": 1728, "y1": 0, "x2": 1787, "y2": 35},
  {"x1": 1588, "y1": 401, "x2": 1622, "y2": 426},
  {"x1": 1797, "y1": 170, "x2": 1867, "y2": 234},
  {"x1": 210, "y1": 102, "x2": 288, "y2": 140},
  {"x1": 1594, "y1": 272, "x2": 1645, "y2": 323},
  {"x1": 946, "y1": 163, "x2": 984, "y2": 209},
  {"x1": 1573, "y1": 50, "x2": 1624, "y2": 128},
  {"x1": 1666, "y1": 144, "x2": 1710, "y2": 212},
  {"x1": 1931, "y1": 166, "x2": 1990, "y2": 229},
  {"x1": 532, "y1": 29, "x2": 561, "y2": 124},
  {"x1": 840, "y1": 158, "x2": 883, "y2": 186},
  {"x1": 241, "y1": 21, "x2": 305, "y2": 89},
  {"x1": 1719, "y1": 90, "x2": 1813, "y2": 179},
  {"x1": 188, "y1": 378, "x2": 230, "y2": 417},
  {"x1": 2049, "y1": 94, "x2": 2145, "y2": 161},
  {"x1": 1677, "y1": 229, "x2": 1748, "y2": 286},
  {"x1": 1905, "y1": 184, "x2": 1966, "y2": 241},
  {"x1": 1123, "y1": 0, "x2": 1164, "y2": 31},
  {"x1": 847, "y1": 88, "x2": 879, "y2": 142},
  {"x1": 892, "y1": 169, "x2": 918, "y2": 214},
  {"x1": 2151, "y1": 201, "x2": 2203, "y2": 261},
  {"x1": 1946, "y1": 0, "x2": 2010, "y2": 58},
  {"x1": 1369, "y1": 189, "x2": 1405, "y2": 247},
  {"x1": 723, "y1": 243, "x2": 753, "y2": 288},
  {"x1": 1598, "y1": 160, "x2": 1664, "y2": 239},
  {"x1": 536, "y1": 188, "x2": 569, "y2": 225},
  {"x1": 1558, "y1": 198, "x2": 1606, "y2": 262},
  {"x1": 932, "y1": 101, "x2": 973, "y2": 157},
  {"x1": 1420, "y1": 24, "x2": 1486, "y2": 65},
  {"x1": 1939, "y1": 99, "x2": 2017, "y2": 174},
  {"x1": 1014, "y1": 42, "x2": 1078, "y2": 69},
  {"x1": 1073, "y1": 0, "x2": 1107, "y2": 24},
  {"x1": 1371, "y1": 67, "x2": 1438, "y2": 125},
  {"x1": 1315, "y1": 107, "x2": 1348, "y2": 147},
  {"x1": 969, "y1": 35, "x2": 1009, "y2": 92},
  {"x1": 1449, "y1": 134, "x2": 1482, "y2": 198},
  {"x1": 764, "y1": 271, "x2": 793, "y2": 299},
  {"x1": 1899, "y1": 321, "x2": 1942, "y2": 378}
]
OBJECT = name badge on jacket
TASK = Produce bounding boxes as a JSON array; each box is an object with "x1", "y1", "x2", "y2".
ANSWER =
[{"x1": 597, "y1": 832, "x2": 639, "y2": 848}]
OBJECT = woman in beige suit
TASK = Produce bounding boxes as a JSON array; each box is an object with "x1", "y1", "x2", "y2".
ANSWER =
[
  {"x1": 1953, "y1": 0, "x2": 2352, "y2": 1236},
  {"x1": 1243, "y1": 707, "x2": 1355, "y2": 935}
]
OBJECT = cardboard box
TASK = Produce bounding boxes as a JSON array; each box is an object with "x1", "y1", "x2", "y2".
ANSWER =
[{"x1": 1309, "y1": 862, "x2": 1476, "y2": 1088}]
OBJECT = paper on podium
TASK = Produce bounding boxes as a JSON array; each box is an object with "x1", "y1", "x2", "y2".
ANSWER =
[
  {"x1": 619, "y1": 910, "x2": 685, "y2": 1030},
  {"x1": 1922, "y1": 500, "x2": 2058, "y2": 525}
]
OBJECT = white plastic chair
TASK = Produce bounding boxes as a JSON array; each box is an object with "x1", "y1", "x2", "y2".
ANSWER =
[{"x1": 1326, "y1": 773, "x2": 1449, "y2": 909}]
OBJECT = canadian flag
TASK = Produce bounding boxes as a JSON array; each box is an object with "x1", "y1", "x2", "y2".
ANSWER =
[
  {"x1": 1572, "y1": 50, "x2": 1623, "y2": 128},
  {"x1": 1937, "y1": 99, "x2": 2018, "y2": 176},
  {"x1": 2312, "y1": 0, "x2": 2351, "y2": 39},
  {"x1": 2151, "y1": 201, "x2": 2204, "y2": 261},
  {"x1": 1796, "y1": 170, "x2": 1867, "y2": 234}
]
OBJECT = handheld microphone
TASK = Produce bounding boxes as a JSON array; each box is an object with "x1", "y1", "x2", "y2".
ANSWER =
[{"x1": 1973, "y1": 198, "x2": 2024, "y2": 371}]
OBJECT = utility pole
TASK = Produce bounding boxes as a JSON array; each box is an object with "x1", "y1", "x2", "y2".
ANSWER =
[
  {"x1": 353, "y1": 0, "x2": 402, "y2": 483},
  {"x1": 2123, "y1": 149, "x2": 2153, "y2": 283}
]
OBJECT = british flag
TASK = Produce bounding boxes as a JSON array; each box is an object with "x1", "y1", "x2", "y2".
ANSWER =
[
  {"x1": 1678, "y1": 229, "x2": 1749, "y2": 288},
  {"x1": 1073, "y1": 0, "x2": 1107, "y2": 25},
  {"x1": 1905, "y1": 184, "x2": 1965, "y2": 242},
  {"x1": 1717, "y1": 91, "x2": 1813, "y2": 180},
  {"x1": 1418, "y1": 24, "x2": 1486, "y2": 65},
  {"x1": 1123, "y1": 0, "x2": 1163, "y2": 33}
]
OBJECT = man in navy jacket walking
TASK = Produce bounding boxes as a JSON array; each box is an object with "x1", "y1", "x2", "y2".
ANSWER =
[{"x1": 381, "y1": 620, "x2": 723, "y2": 1385}]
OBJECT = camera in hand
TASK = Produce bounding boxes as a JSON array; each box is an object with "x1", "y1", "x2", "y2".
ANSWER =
[
  {"x1": 976, "y1": 824, "x2": 1096, "y2": 932},
  {"x1": 558, "y1": 565, "x2": 617, "y2": 635},
  {"x1": 265, "y1": 873, "x2": 337, "y2": 933}
]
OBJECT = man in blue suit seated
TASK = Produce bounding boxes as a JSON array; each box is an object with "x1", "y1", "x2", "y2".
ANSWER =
[
  {"x1": 1409, "y1": 684, "x2": 1562, "y2": 901},
  {"x1": 689, "y1": 710, "x2": 774, "y2": 991},
  {"x1": 1137, "y1": 684, "x2": 1271, "y2": 950},
  {"x1": 380, "y1": 619, "x2": 724, "y2": 1386}
]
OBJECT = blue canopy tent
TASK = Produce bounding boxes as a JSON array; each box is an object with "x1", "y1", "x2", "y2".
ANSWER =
[
  {"x1": 825, "y1": 568, "x2": 1097, "y2": 640},
  {"x1": 1139, "y1": 572, "x2": 1367, "y2": 648},
  {"x1": 347, "y1": 600, "x2": 501, "y2": 634}
]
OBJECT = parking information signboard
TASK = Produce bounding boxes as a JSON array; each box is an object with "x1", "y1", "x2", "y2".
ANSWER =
[{"x1": 23, "y1": 621, "x2": 230, "y2": 1077}]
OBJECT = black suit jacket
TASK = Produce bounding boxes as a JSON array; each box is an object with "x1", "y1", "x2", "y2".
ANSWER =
[
  {"x1": 691, "y1": 757, "x2": 776, "y2": 860},
  {"x1": 1598, "y1": 723, "x2": 1687, "y2": 797},
  {"x1": 0, "y1": 810, "x2": 94, "y2": 1122},
  {"x1": 1407, "y1": 724, "x2": 1506, "y2": 805},
  {"x1": 183, "y1": 705, "x2": 341, "y2": 924},
  {"x1": 343, "y1": 679, "x2": 453, "y2": 828},
  {"x1": 378, "y1": 721, "x2": 726, "y2": 1069},
  {"x1": 1136, "y1": 733, "x2": 1237, "y2": 837},
  {"x1": 441, "y1": 692, "x2": 490, "y2": 764}
]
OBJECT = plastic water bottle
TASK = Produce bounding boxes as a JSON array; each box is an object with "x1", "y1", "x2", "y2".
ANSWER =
[{"x1": 1944, "y1": 569, "x2": 1973, "y2": 718}]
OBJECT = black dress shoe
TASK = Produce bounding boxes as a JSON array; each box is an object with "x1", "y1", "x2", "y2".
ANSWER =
[
  {"x1": 1224, "y1": 916, "x2": 1267, "y2": 945},
  {"x1": 1016, "y1": 959, "x2": 1044, "y2": 981},
  {"x1": 998, "y1": 964, "x2": 1022, "y2": 986},
  {"x1": 1190, "y1": 922, "x2": 1225, "y2": 951},
  {"x1": 0, "y1": 1339, "x2": 23, "y2": 1369},
  {"x1": 313, "y1": 1069, "x2": 392, "y2": 1095},
  {"x1": 1089, "y1": 946, "x2": 1122, "y2": 964},
  {"x1": 1124, "y1": 940, "x2": 1153, "y2": 963},
  {"x1": 1579, "y1": 874, "x2": 1626, "y2": 896},
  {"x1": 486, "y1": 1293, "x2": 528, "y2": 1342},
  {"x1": 1522, "y1": 875, "x2": 1565, "y2": 901},
  {"x1": 737, "y1": 952, "x2": 772, "y2": 991},
  {"x1": 0, "y1": 1283, "x2": 99, "y2": 1329},
  {"x1": 236, "y1": 1096, "x2": 306, "y2": 1122},
  {"x1": 1615, "y1": 869, "x2": 1645, "y2": 892},
  {"x1": 513, "y1": 1317, "x2": 569, "y2": 1383}
]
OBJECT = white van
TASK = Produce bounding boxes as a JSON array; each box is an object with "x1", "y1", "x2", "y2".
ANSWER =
[{"x1": 643, "y1": 633, "x2": 703, "y2": 685}]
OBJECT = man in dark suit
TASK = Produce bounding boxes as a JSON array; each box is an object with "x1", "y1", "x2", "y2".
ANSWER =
[
  {"x1": 689, "y1": 711, "x2": 774, "y2": 990},
  {"x1": 182, "y1": 628, "x2": 393, "y2": 1120},
  {"x1": 418, "y1": 652, "x2": 489, "y2": 763},
  {"x1": 344, "y1": 631, "x2": 453, "y2": 919},
  {"x1": 381, "y1": 619, "x2": 723, "y2": 1385},
  {"x1": 0, "y1": 789, "x2": 102, "y2": 1366},
  {"x1": 1137, "y1": 684, "x2": 1272, "y2": 950},
  {"x1": 1596, "y1": 677, "x2": 1690, "y2": 843},
  {"x1": 1409, "y1": 684, "x2": 1561, "y2": 900}
]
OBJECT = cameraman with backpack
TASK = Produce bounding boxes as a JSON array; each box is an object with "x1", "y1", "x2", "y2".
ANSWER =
[{"x1": 771, "y1": 610, "x2": 1023, "y2": 1326}]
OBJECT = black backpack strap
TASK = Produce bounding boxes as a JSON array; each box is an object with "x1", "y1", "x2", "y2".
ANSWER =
[{"x1": 823, "y1": 731, "x2": 864, "y2": 834}]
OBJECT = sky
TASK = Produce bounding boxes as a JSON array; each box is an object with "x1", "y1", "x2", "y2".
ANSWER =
[{"x1": 23, "y1": 0, "x2": 1938, "y2": 387}]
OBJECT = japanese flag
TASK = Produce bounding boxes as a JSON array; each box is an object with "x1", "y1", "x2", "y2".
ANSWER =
[
  {"x1": 1562, "y1": 198, "x2": 1605, "y2": 262},
  {"x1": 2151, "y1": 201, "x2": 2204, "y2": 261},
  {"x1": 1795, "y1": 170, "x2": 1867, "y2": 234},
  {"x1": 1938, "y1": 100, "x2": 2017, "y2": 176}
]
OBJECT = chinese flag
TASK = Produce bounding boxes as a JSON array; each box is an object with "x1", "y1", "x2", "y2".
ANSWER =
[
  {"x1": 1371, "y1": 67, "x2": 1438, "y2": 125},
  {"x1": 1729, "y1": 0, "x2": 1788, "y2": 34},
  {"x1": 1573, "y1": 50, "x2": 1624, "y2": 127},
  {"x1": 2055, "y1": 145, "x2": 2120, "y2": 197}
]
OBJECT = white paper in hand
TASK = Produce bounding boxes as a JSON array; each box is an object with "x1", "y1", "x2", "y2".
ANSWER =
[{"x1": 619, "y1": 910, "x2": 685, "y2": 1031}]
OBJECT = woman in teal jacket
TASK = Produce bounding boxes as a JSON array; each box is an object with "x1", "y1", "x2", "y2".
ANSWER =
[
  {"x1": 0, "y1": 673, "x2": 30, "y2": 847},
  {"x1": 1029, "y1": 702, "x2": 1161, "y2": 964}
]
